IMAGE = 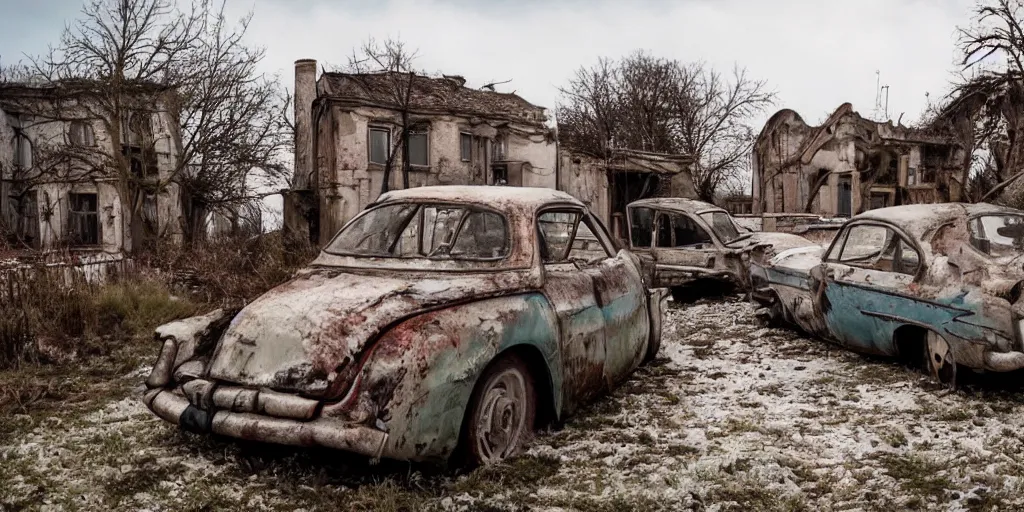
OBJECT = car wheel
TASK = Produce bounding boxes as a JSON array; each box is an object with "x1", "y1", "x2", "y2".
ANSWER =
[
  {"x1": 464, "y1": 354, "x2": 536, "y2": 466},
  {"x1": 925, "y1": 331, "x2": 957, "y2": 387}
]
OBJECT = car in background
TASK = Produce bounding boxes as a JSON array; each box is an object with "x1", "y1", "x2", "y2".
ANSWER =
[
  {"x1": 626, "y1": 198, "x2": 814, "y2": 301},
  {"x1": 143, "y1": 186, "x2": 667, "y2": 466},
  {"x1": 750, "y1": 202, "x2": 1024, "y2": 386}
]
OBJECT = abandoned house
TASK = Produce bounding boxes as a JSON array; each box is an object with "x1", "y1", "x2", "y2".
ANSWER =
[
  {"x1": 291, "y1": 59, "x2": 558, "y2": 243},
  {"x1": 557, "y1": 148, "x2": 696, "y2": 241},
  {"x1": 752, "y1": 103, "x2": 966, "y2": 219},
  {"x1": 0, "y1": 81, "x2": 182, "y2": 256}
]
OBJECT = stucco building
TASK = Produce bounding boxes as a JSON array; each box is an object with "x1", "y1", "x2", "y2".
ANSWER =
[
  {"x1": 752, "y1": 103, "x2": 966, "y2": 218},
  {"x1": 291, "y1": 59, "x2": 558, "y2": 244},
  {"x1": 0, "y1": 81, "x2": 182, "y2": 255}
]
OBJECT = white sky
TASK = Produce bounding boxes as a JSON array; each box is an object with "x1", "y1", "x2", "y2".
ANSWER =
[
  {"x1": 0, "y1": 0, "x2": 986, "y2": 227},
  {"x1": 233, "y1": 0, "x2": 977, "y2": 128}
]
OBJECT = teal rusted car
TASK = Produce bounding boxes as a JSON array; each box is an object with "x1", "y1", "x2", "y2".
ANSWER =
[
  {"x1": 751, "y1": 203, "x2": 1024, "y2": 386},
  {"x1": 143, "y1": 186, "x2": 667, "y2": 466}
]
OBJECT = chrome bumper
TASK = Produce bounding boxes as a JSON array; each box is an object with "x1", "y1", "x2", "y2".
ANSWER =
[
  {"x1": 984, "y1": 350, "x2": 1024, "y2": 372},
  {"x1": 144, "y1": 388, "x2": 389, "y2": 459}
]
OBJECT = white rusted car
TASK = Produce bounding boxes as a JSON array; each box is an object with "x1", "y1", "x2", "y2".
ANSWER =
[
  {"x1": 626, "y1": 198, "x2": 813, "y2": 300},
  {"x1": 144, "y1": 186, "x2": 667, "y2": 465},
  {"x1": 751, "y1": 203, "x2": 1024, "y2": 385}
]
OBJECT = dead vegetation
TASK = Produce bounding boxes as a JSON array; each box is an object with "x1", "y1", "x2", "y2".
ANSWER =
[{"x1": 0, "y1": 233, "x2": 316, "y2": 443}]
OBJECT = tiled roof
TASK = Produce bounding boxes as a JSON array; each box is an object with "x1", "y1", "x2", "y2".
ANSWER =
[{"x1": 318, "y1": 71, "x2": 545, "y2": 124}]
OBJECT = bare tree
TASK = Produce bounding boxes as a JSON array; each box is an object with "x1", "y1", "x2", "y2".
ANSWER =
[
  {"x1": 10, "y1": 0, "x2": 289, "y2": 250},
  {"x1": 557, "y1": 53, "x2": 773, "y2": 202},
  {"x1": 950, "y1": 0, "x2": 1024, "y2": 204},
  {"x1": 672, "y1": 64, "x2": 774, "y2": 202},
  {"x1": 345, "y1": 37, "x2": 422, "y2": 194}
]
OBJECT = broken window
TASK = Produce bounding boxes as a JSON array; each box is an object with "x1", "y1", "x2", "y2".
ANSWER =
[
  {"x1": 629, "y1": 206, "x2": 654, "y2": 248},
  {"x1": 16, "y1": 190, "x2": 39, "y2": 248},
  {"x1": 835, "y1": 224, "x2": 887, "y2": 263},
  {"x1": 68, "y1": 193, "x2": 99, "y2": 246},
  {"x1": 655, "y1": 212, "x2": 712, "y2": 249},
  {"x1": 832, "y1": 223, "x2": 919, "y2": 274},
  {"x1": 699, "y1": 211, "x2": 741, "y2": 244},
  {"x1": 369, "y1": 127, "x2": 390, "y2": 165},
  {"x1": 408, "y1": 130, "x2": 428, "y2": 166},
  {"x1": 538, "y1": 211, "x2": 581, "y2": 262},
  {"x1": 568, "y1": 218, "x2": 613, "y2": 261},
  {"x1": 970, "y1": 214, "x2": 1024, "y2": 257},
  {"x1": 460, "y1": 132, "x2": 472, "y2": 162},
  {"x1": 69, "y1": 121, "x2": 96, "y2": 146},
  {"x1": 121, "y1": 110, "x2": 151, "y2": 146}
]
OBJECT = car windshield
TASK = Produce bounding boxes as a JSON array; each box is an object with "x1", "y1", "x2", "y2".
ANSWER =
[
  {"x1": 699, "y1": 211, "x2": 742, "y2": 244},
  {"x1": 970, "y1": 214, "x2": 1024, "y2": 258},
  {"x1": 325, "y1": 202, "x2": 509, "y2": 260}
]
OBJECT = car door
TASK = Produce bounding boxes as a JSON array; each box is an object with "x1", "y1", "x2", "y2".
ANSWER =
[
  {"x1": 626, "y1": 205, "x2": 656, "y2": 284},
  {"x1": 813, "y1": 221, "x2": 925, "y2": 355},
  {"x1": 538, "y1": 208, "x2": 607, "y2": 414},
  {"x1": 570, "y1": 213, "x2": 649, "y2": 385},
  {"x1": 649, "y1": 210, "x2": 723, "y2": 286}
]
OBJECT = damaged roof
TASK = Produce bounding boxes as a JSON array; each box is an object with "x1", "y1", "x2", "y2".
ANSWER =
[
  {"x1": 853, "y1": 202, "x2": 1020, "y2": 241},
  {"x1": 629, "y1": 197, "x2": 722, "y2": 214},
  {"x1": 317, "y1": 71, "x2": 546, "y2": 125}
]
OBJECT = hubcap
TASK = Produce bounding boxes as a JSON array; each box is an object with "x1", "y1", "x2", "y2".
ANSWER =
[{"x1": 474, "y1": 369, "x2": 528, "y2": 464}]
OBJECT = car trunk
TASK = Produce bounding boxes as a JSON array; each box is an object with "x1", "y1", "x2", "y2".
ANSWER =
[{"x1": 205, "y1": 267, "x2": 539, "y2": 398}]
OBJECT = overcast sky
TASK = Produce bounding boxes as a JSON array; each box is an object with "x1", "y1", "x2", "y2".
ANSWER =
[{"x1": 1, "y1": 0, "x2": 980, "y2": 129}]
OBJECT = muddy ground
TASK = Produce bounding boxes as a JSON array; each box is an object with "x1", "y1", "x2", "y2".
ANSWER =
[{"x1": 4, "y1": 296, "x2": 1024, "y2": 511}]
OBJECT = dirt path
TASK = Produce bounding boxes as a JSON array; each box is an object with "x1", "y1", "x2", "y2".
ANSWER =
[{"x1": 3, "y1": 297, "x2": 1024, "y2": 511}]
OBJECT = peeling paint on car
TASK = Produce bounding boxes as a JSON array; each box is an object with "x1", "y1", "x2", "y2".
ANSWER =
[{"x1": 142, "y1": 186, "x2": 664, "y2": 464}]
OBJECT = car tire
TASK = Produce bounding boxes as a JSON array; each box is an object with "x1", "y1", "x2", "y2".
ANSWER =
[
  {"x1": 462, "y1": 353, "x2": 537, "y2": 466},
  {"x1": 925, "y1": 330, "x2": 957, "y2": 387}
]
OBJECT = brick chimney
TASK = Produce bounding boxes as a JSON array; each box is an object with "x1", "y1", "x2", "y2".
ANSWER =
[{"x1": 283, "y1": 59, "x2": 317, "y2": 243}]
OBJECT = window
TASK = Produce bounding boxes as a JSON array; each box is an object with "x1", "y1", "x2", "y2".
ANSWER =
[
  {"x1": 655, "y1": 213, "x2": 712, "y2": 248},
  {"x1": 568, "y1": 218, "x2": 613, "y2": 261},
  {"x1": 699, "y1": 211, "x2": 741, "y2": 244},
  {"x1": 970, "y1": 214, "x2": 1024, "y2": 257},
  {"x1": 369, "y1": 127, "x2": 390, "y2": 165},
  {"x1": 69, "y1": 121, "x2": 96, "y2": 146},
  {"x1": 869, "y1": 192, "x2": 890, "y2": 210},
  {"x1": 835, "y1": 224, "x2": 888, "y2": 263},
  {"x1": 460, "y1": 132, "x2": 472, "y2": 162},
  {"x1": 326, "y1": 202, "x2": 509, "y2": 260},
  {"x1": 492, "y1": 136, "x2": 507, "y2": 161},
  {"x1": 15, "y1": 132, "x2": 32, "y2": 169},
  {"x1": 538, "y1": 211, "x2": 580, "y2": 262},
  {"x1": 68, "y1": 193, "x2": 99, "y2": 246},
  {"x1": 832, "y1": 223, "x2": 920, "y2": 275},
  {"x1": 408, "y1": 131, "x2": 428, "y2": 166},
  {"x1": 121, "y1": 111, "x2": 151, "y2": 146},
  {"x1": 492, "y1": 164, "x2": 508, "y2": 185},
  {"x1": 629, "y1": 207, "x2": 654, "y2": 248}
]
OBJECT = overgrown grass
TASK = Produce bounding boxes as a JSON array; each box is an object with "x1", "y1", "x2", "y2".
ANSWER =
[{"x1": 0, "y1": 233, "x2": 317, "y2": 435}]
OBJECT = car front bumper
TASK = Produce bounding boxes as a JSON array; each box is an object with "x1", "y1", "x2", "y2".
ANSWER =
[{"x1": 144, "y1": 388, "x2": 389, "y2": 459}]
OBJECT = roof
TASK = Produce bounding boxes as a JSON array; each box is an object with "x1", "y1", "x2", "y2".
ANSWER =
[
  {"x1": 317, "y1": 72, "x2": 545, "y2": 124},
  {"x1": 376, "y1": 186, "x2": 584, "y2": 211},
  {"x1": 628, "y1": 197, "x2": 723, "y2": 214},
  {"x1": 852, "y1": 203, "x2": 1014, "y2": 240}
]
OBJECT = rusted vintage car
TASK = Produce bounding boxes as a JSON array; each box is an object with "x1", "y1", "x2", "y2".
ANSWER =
[
  {"x1": 626, "y1": 198, "x2": 813, "y2": 300},
  {"x1": 143, "y1": 186, "x2": 667, "y2": 465},
  {"x1": 750, "y1": 202, "x2": 1024, "y2": 385}
]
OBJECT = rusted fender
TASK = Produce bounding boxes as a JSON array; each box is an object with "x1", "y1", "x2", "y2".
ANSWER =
[
  {"x1": 324, "y1": 292, "x2": 561, "y2": 462},
  {"x1": 146, "y1": 308, "x2": 233, "y2": 389}
]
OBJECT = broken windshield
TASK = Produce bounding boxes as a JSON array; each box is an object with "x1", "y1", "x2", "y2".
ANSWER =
[
  {"x1": 970, "y1": 214, "x2": 1024, "y2": 258},
  {"x1": 325, "y1": 202, "x2": 509, "y2": 260},
  {"x1": 699, "y1": 211, "x2": 742, "y2": 244}
]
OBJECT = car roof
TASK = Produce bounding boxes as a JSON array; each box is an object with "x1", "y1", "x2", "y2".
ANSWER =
[
  {"x1": 376, "y1": 185, "x2": 584, "y2": 212},
  {"x1": 851, "y1": 202, "x2": 1021, "y2": 240},
  {"x1": 627, "y1": 197, "x2": 724, "y2": 214}
]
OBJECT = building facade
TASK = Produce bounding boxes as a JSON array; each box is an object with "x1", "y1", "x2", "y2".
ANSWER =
[
  {"x1": 752, "y1": 103, "x2": 966, "y2": 218},
  {"x1": 292, "y1": 60, "x2": 558, "y2": 244},
  {"x1": 0, "y1": 82, "x2": 182, "y2": 255}
]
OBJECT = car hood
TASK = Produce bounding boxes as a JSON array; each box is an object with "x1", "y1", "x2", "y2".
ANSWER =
[
  {"x1": 206, "y1": 267, "x2": 539, "y2": 397},
  {"x1": 739, "y1": 232, "x2": 816, "y2": 253},
  {"x1": 768, "y1": 245, "x2": 826, "y2": 273}
]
